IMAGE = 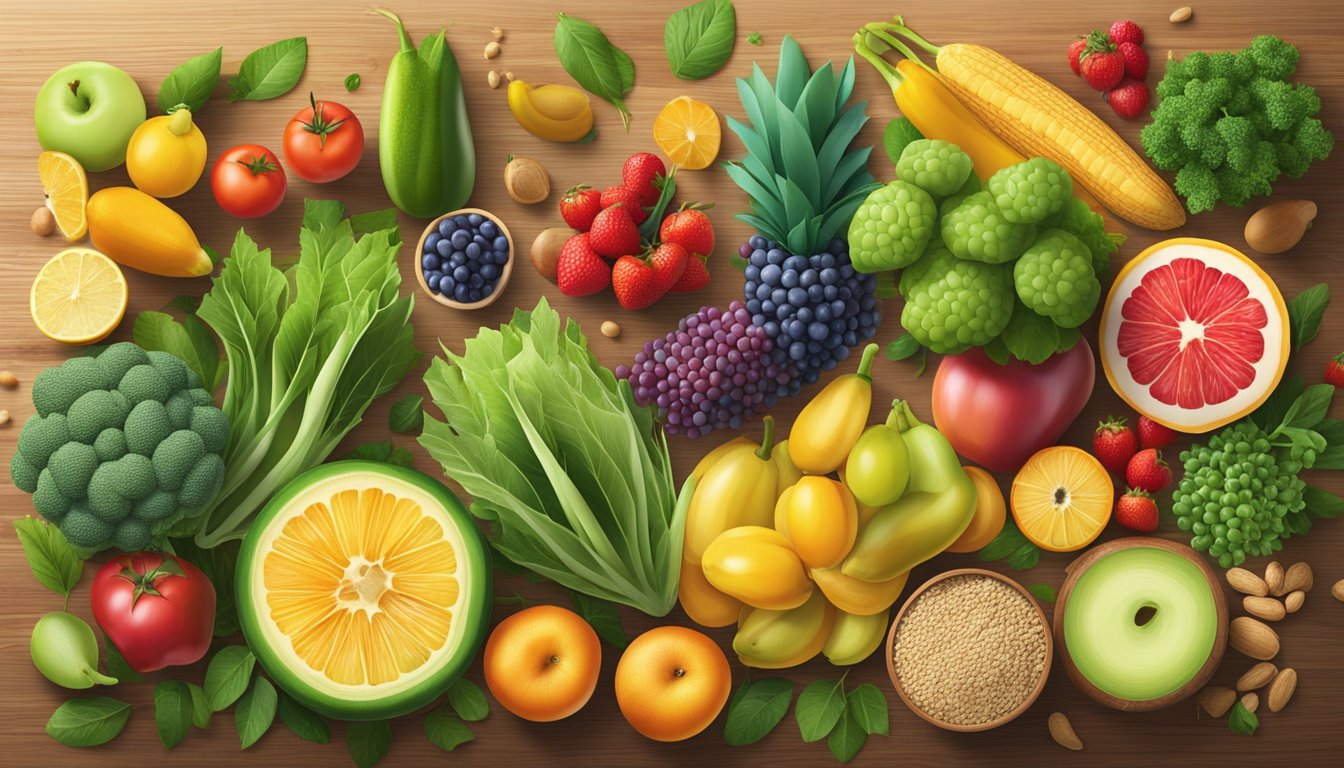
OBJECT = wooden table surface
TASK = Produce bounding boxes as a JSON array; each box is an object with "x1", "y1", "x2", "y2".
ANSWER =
[{"x1": 2, "y1": 0, "x2": 1342, "y2": 765}]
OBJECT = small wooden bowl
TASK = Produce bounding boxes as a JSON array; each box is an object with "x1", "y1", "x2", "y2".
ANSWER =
[
  {"x1": 885, "y1": 568, "x2": 1052, "y2": 732},
  {"x1": 1053, "y1": 537, "x2": 1227, "y2": 712},
  {"x1": 414, "y1": 208, "x2": 514, "y2": 310}
]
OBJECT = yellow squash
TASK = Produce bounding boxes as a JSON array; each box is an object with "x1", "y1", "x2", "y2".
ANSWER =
[
  {"x1": 734, "y1": 590, "x2": 835, "y2": 669},
  {"x1": 125, "y1": 109, "x2": 207, "y2": 198},
  {"x1": 810, "y1": 566, "x2": 908, "y2": 616},
  {"x1": 788, "y1": 343, "x2": 877, "y2": 475},
  {"x1": 86, "y1": 187, "x2": 212, "y2": 278},
  {"x1": 507, "y1": 81, "x2": 595, "y2": 143},
  {"x1": 702, "y1": 526, "x2": 812, "y2": 611},
  {"x1": 678, "y1": 558, "x2": 742, "y2": 628},
  {"x1": 682, "y1": 417, "x2": 780, "y2": 564}
]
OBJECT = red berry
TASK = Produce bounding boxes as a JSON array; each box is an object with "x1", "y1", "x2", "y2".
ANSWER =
[
  {"x1": 670, "y1": 253, "x2": 711, "y2": 292},
  {"x1": 1079, "y1": 31, "x2": 1124, "y2": 91},
  {"x1": 1094, "y1": 416, "x2": 1139, "y2": 475},
  {"x1": 1137, "y1": 416, "x2": 1179, "y2": 450},
  {"x1": 1115, "y1": 489, "x2": 1159, "y2": 533},
  {"x1": 559, "y1": 186, "x2": 602, "y2": 232},
  {"x1": 612, "y1": 255, "x2": 664, "y2": 310},
  {"x1": 1108, "y1": 19, "x2": 1145, "y2": 47},
  {"x1": 1068, "y1": 38, "x2": 1087, "y2": 76},
  {"x1": 556, "y1": 234, "x2": 611, "y2": 297},
  {"x1": 647, "y1": 242, "x2": 689, "y2": 294},
  {"x1": 659, "y1": 208, "x2": 716, "y2": 258},
  {"x1": 1126, "y1": 448, "x2": 1172, "y2": 494},
  {"x1": 1326, "y1": 353, "x2": 1344, "y2": 387},
  {"x1": 587, "y1": 205, "x2": 642, "y2": 259},
  {"x1": 1105, "y1": 78, "x2": 1150, "y2": 119},
  {"x1": 621, "y1": 152, "x2": 666, "y2": 207},
  {"x1": 1118, "y1": 41, "x2": 1149, "y2": 81},
  {"x1": 600, "y1": 185, "x2": 648, "y2": 224}
]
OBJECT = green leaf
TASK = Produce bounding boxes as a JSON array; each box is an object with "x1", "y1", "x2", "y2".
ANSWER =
[
  {"x1": 347, "y1": 719, "x2": 391, "y2": 768},
  {"x1": 982, "y1": 336, "x2": 1012, "y2": 366},
  {"x1": 1303, "y1": 485, "x2": 1344, "y2": 518},
  {"x1": 978, "y1": 518, "x2": 1040, "y2": 571},
  {"x1": 724, "y1": 677, "x2": 793, "y2": 746},
  {"x1": 826, "y1": 707, "x2": 867, "y2": 763},
  {"x1": 276, "y1": 690, "x2": 328, "y2": 743},
  {"x1": 1228, "y1": 700, "x2": 1259, "y2": 735},
  {"x1": 571, "y1": 591, "x2": 628, "y2": 648},
  {"x1": 1001, "y1": 305, "x2": 1061, "y2": 365},
  {"x1": 204, "y1": 646, "x2": 255, "y2": 711},
  {"x1": 845, "y1": 684, "x2": 889, "y2": 736},
  {"x1": 389, "y1": 395, "x2": 425, "y2": 434},
  {"x1": 133, "y1": 311, "x2": 224, "y2": 392},
  {"x1": 158, "y1": 47, "x2": 222, "y2": 114},
  {"x1": 425, "y1": 707, "x2": 474, "y2": 752},
  {"x1": 154, "y1": 681, "x2": 192, "y2": 750},
  {"x1": 350, "y1": 207, "x2": 399, "y2": 238},
  {"x1": 229, "y1": 37, "x2": 308, "y2": 101},
  {"x1": 13, "y1": 518, "x2": 83, "y2": 599},
  {"x1": 884, "y1": 333, "x2": 922, "y2": 362},
  {"x1": 1028, "y1": 583, "x2": 1057, "y2": 603},
  {"x1": 235, "y1": 677, "x2": 277, "y2": 749},
  {"x1": 104, "y1": 636, "x2": 142, "y2": 683},
  {"x1": 1251, "y1": 375, "x2": 1305, "y2": 433},
  {"x1": 882, "y1": 118, "x2": 923, "y2": 165},
  {"x1": 446, "y1": 678, "x2": 490, "y2": 722},
  {"x1": 554, "y1": 13, "x2": 633, "y2": 129},
  {"x1": 187, "y1": 683, "x2": 211, "y2": 729},
  {"x1": 795, "y1": 678, "x2": 846, "y2": 743},
  {"x1": 45, "y1": 697, "x2": 131, "y2": 747},
  {"x1": 1287, "y1": 283, "x2": 1330, "y2": 352},
  {"x1": 1281, "y1": 384, "x2": 1335, "y2": 430},
  {"x1": 344, "y1": 73, "x2": 361, "y2": 92},
  {"x1": 1313, "y1": 418, "x2": 1344, "y2": 469},
  {"x1": 344, "y1": 440, "x2": 414, "y2": 468},
  {"x1": 748, "y1": 31, "x2": 763, "y2": 46},
  {"x1": 665, "y1": 0, "x2": 736, "y2": 81}
]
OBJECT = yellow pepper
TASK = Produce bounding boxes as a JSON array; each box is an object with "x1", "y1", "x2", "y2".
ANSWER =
[
  {"x1": 783, "y1": 477, "x2": 858, "y2": 569},
  {"x1": 680, "y1": 417, "x2": 780, "y2": 564},
  {"x1": 702, "y1": 526, "x2": 812, "y2": 611},
  {"x1": 788, "y1": 344, "x2": 878, "y2": 475}
]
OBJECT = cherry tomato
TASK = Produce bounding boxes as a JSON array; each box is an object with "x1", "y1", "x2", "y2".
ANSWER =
[
  {"x1": 283, "y1": 93, "x2": 364, "y2": 183},
  {"x1": 90, "y1": 552, "x2": 216, "y2": 673},
  {"x1": 212, "y1": 144, "x2": 286, "y2": 218}
]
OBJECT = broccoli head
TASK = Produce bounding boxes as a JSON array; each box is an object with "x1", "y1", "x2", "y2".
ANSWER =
[
  {"x1": 900, "y1": 243, "x2": 1015, "y2": 354},
  {"x1": 895, "y1": 139, "x2": 975, "y2": 198},
  {"x1": 9, "y1": 342, "x2": 228, "y2": 553},
  {"x1": 848, "y1": 180, "x2": 937, "y2": 272},
  {"x1": 986, "y1": 158, "x2": 1072, "y2": 224},
  {"x1": 1013, "y1": 230, "x2": 1102, "y2": 328},
  {"x1": 940, "y1": 190, "x2": 1037, "y2": 264}
]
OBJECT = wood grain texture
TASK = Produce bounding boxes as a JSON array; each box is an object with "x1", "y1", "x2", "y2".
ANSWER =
[{"x1": 1, "y1": 0, "x2": 1342, "y2": 765}]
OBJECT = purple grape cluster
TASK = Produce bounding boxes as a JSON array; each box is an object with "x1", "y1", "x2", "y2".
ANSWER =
[{"x1": 616, "y1": 302, "x2": 794, "y2": 438}]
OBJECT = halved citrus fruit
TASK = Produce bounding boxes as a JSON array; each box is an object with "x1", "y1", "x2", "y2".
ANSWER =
[
  {"x1": 38, "y1": 151, "x2": 89, "y2": 241},
  {"x1": 30, "y1": 247, "x2": 127, "y2": 345},
  {"x1": 1100, "y1": 238, "x2": 1289, "y2": 433},
  {"x1": 1011, "y1": 446, "x2": 1113, "y2": 552},
  {"x1": 237, "y1": 461, "x2": 491, "y2": 720},
  {"x1": 654, "y1": 96, "x2": 721, "y2": 170}
]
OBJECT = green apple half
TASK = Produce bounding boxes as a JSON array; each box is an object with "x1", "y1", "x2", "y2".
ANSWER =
[
  {"x1": 35, "y1": 61, "x2": 146, "y2": 172},
  {"x1": 1062, "y1": 546, "x2": 1218, "y2": 702}
]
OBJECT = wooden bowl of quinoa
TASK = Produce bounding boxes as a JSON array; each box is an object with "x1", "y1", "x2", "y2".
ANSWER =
[{"x1": 885, "y1": 568, "x2": 1052, "y2": 732}]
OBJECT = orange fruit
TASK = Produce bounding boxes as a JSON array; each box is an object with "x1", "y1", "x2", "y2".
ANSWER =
[
  {"x1": 30, "y1": 247, "x2": 126, "y2": 345},
  {"x1": 615, "y1": 626, "x2": 731, "y2": 742},
  {"x1": 483, "y1": 605, "x2": 600, "y2": 722},
  {"x1": 1011, "y1": 446, "x2": 1113, "y2": 552},
  {"x1": 653, "y1": 96, "x2": 721, "y2": 170},
  {"x1": 946, "y1": 466, "x2": 1008, "y2": 553},
  {"x1": 38, "y1": 151, "x2": 88, "y2": 240}
]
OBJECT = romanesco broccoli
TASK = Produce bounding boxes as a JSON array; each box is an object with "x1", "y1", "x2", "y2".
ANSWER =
[
  {"x1": 940, "y1": 191, "x2": 1037, "y2": 264},
  {"x1": 1012, "y1": 230, "x2": 1101, "y2": 328},
  {"x1": 895, "y1": 139, "x2": 974, "y2": 198},
  {"x1": 901, "y1": 244, "x2": 1014, "y2": 354},
  {"x1": 848, "y1": 180, "x2": 937, "y2": 272},
  {"x1": 986, "y1": 158, "x2": 1071, "y2": 224}
]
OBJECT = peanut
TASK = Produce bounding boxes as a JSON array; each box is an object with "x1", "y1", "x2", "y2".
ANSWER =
[
  {"x1": 0, "y1": 371, "x2": 17, "y2": 388},
  {"x1": 601, "y1": 321, "x2": 621, "y2": 339},
  {"x1": 31, "y1": 207, "x2": 55, "y2": 237},
  {"x1": 484, "y1": 41, "x2": 501, "y2": 60}
]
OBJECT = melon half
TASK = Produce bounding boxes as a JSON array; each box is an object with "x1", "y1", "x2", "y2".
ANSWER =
[{"x1": 1099, "y1": 238, "x2": 1289, "y2": 433}]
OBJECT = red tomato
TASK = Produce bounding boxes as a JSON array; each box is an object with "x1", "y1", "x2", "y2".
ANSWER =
[
  {"x1": 90, "y1": 552, "x2": 216, "y2": 673},
  {"x1": 212, "y1": 144, "x2": 287, "y2": 218},
  {"x1": 283, "y1": 94, "x2": 364, "y2": 183}
]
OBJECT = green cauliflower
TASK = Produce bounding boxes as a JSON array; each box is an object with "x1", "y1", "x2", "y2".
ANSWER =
[
  {"x1": 1040, "y1": 197, "x2": 1122, "y2": 278},
  {"x1": 938, "y1": 172, "x2": 981, "y2": 219},
  {"x1": 940, "y1": 191, "x2": 1036, "y2": 264},
  {"x1": 895, "y1": 139, "x2": 974, "y2": 198},
  {"x1": 1012, "y1": 230, "x2": 1102, "y2": 328},
  {"x1": 986, "y1": 158, "x2": 1072, "y2": 224},
  {"x1": 901, "y1": 243, "x2": 1015, "y2": 354},
  {"x1": 9, "y1": 343, "x2": 228, "y2": 553},
  {"x1": 848, "y1": 180, "x2": 937, "y2": 273}
]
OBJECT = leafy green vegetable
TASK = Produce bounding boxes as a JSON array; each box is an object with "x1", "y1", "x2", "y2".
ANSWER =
[
  {"x1": 235, "y1": 677, "x2": 277, "y2": 749},
  {"x1": 665, "y1": 0, "x2": 736, "y2": 81},
  {"x1": 845, "y1": 684, "x2": 889, "y2": 736},
  {"x1": 425, "y1": 707, "x2": 473, "y2": 752},
  {"x1": 159, "y1": 48, "x2": 222, "y2": 114},
  {"x1": 724, "y1": 677, "x2": 793, "y2": 746},
  {"x1": 389, "y1": 394, "x2": 424, "y2": 433},
  {"x1": 350, "y1": 207, "x2": 399, "y2": 238},
  {"x1": 229, "y1": 37, "x2": 308, "y2": 101},
  {"x1": 1303, "y1": 484, "x2": 1344, "y2": 518},
  {"x1": 554, "y1": 13, "x2": 635, "y2": 129},
  {"x1": 46, "y1": 697, "x2": 131, "y2": 747},
  {"x1": 1287, "y1": 283, "x2": 1330, "y2": 352},
  {"x1": 826, "y1": 708, "x2": 865, "y2": 763},
  {"x1": 204, "y1": 646, "x2": 255, "y2": 711},
  {"x1": 105, "y1": 636, "x2": 142, "y2": 683},
  {"x1": 276, "y1": 690, "x2": 328, "y2": 743},
  {"x1": 168, "y1": 536, "x2": 239, "y2": 636},
  {"x1": 795, "y1": 678, "x2": 846, "y2": 742},
  {"x1": 420, "y1": 298, "x2": 684, "y2": 616},
  {"x1": 571, "y1": 591, "x2": 628, "y2": 648},
  {"x1": 344, "y1": 440, "x2": 415, "y2": 467},
  {"x1": 133, "y1": 309, "x2": 225, "y2": 392},
  {"x1": 446, "y1": 678, "x2": 489, "y2": 722},
  {"x1": 13, "y1": 518, "x2": 82, "y2": 603},
  {"x1": 977, "y1": 518, "x2": 1040, "y2": 571},
  {"x1": 1228, "y1": 700, "x2": 1259, "y2": 735},
  {"x1": 882, "y1": 118, "x2": 924, "y2": 166},
  {"x1": 187, "y1": 683, "x2": 211, "y2": 729},
  {"x1": 154, "y1": 680, "x2": 192, "y2": 749},
  {"x1": 347, "y1": 719, "x2": 391, "y2": 767},
  {"x1": 1028, "y1": 583, "x2": 1057, "y2": 603},
  {"x1": 344, "y1": 73, "x2": 362, "y2": 92}
]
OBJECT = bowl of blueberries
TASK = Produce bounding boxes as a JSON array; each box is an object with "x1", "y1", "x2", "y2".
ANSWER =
[{"x1": 415, "y1": 208, "x2": 514, "y2": 309}]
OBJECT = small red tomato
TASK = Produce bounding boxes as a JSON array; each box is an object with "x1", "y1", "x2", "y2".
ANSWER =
[
  {"x1": 212, "y1": 144, "x2": 287, "y2": 218},
  {"x1": 283, "y1": 93, "x2": 364, "y2": 183},
  {"x1": 91, "y1": 552, "x2": 216, "y2": 673}
]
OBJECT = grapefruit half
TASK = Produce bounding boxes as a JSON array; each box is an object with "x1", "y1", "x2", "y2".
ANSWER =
[{"x1": 1099, "y1": 238, "x2": 1289, "y2": 433}]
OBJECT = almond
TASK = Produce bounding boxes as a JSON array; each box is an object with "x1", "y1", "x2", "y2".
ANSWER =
[
  {"x1": 1332, "y1": 579, "x2": 1344, "y2": 603},
  {"x1": 1285, "y1": 590, "x2": 1305, "y2": 613},
  {"x1": 1229, "y1": 616, "x2": 1280, "y2": 660},
  {"x1": 1264, "y1": 561, "x2": 1284, "y2": 594},
  {"x1": 1241, "y1": 692, "x2": 1259, "y2": 713},
  {"x1": 1243, "y1": 595, "x2": 1286, "y2": 622},
  {"x1": 1267, "y1": 668, "x2": 1296, "y2": 712},
  {"x1": 1048, "y1": 712, "x2": 1082, "y2": 751},
  {"x1": 1282, "y1": 562, "x2": 1313, "y2": 595},
  {"x1": 1198, "y1": 686, "x2": 1236, "y2": 718},
  {"x1": 1236, "y1": 662, "x2": 1277, "y2": 691},
  {"x1": 1169, "y1": 6, "x2": 1193, "y2": 23},
  {"x1": 1227, "y1": 567, "x2": 1268, "y2": 597},
  {"x1": 0, "y1": 371, "x2": 17, "y2": 388}
]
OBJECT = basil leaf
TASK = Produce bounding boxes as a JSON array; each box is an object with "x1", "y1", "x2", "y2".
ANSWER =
[
  {"x1": 554, "y1": 13, "x2": 633, "y2": 129},
  {"x1": 1251, "y1": 375, "x2": 1305, "y2": 433},
  {"x1": 229, "y1": 37, "x2": 308, "y2": 102},
  {"x1": 665, "y1": 0, "x2": 736, "y2": 81},
  {"x1": 235, "y1": 677, "x2": 277, "y2": 749},
  {"x1": 978, "y1": 519, "x2": 1040, "y2": 571},
  {"x1": 351, "y1": 208, "x2": 400, "y2": 238},
  {"x1": 45, "y1": 697, "x2": 131, "y2": 747},
  {"x1": 347, "y1": 719, "x2": 392, "y2": 768},
  {"x1": 1228, "y1": 700, "x2": 1259, "y2": 735},
  {"x1": 204, "y1": 646, "x2": 255, "y2": 711},
  {"x1": 1028, "y1": 583, "x2": 1057, "y2": 603},
  {"x1": 1287, "y1": 283, "x2": 1330, "y2": 352},
  {"x1": 154, "y1": 680, "x2": 192, "y2": 750},
  {"x1": 187, "y1": 683, "x2": 212, "y2": 729},
  {"x1": 13, "y1": 518, "x2": 82, "y2": 599},
  {"x1": 882, "y1": 118, "x2": 923, "y2": 165},
  {"x1": 795, "y1": 678, "x2": 846, "y2": 742},
  {"x1": 1303, "y1": 485, "x2": 1344, "y2": 518},
  {"x1": 345, "y1": 73, "x2": 362, "y2": 92},
  {"x1": 883, "y1": 334, "x2": 921, "y2": 362},
  {"x1": 277, "y1": 690, "x2": 329, "y2": 743},
  {"x1": 1313, "y1": 419, "x2": 1344, "y2": 469},
  {"x1": 446, "y1": 678, "x2": 490, "y2": 722},
  {"x1": 159, "y1": 47, "x2": 222, "y2": 114},
  {"x1": 1281, "y1": 383, "x2": 1335, "y2": 430},
  {"x1": 827, "y1": 707, "x2": 867, "y2": 763},
  {"x1": 1001, "y1": 305, "x2": 1060, "y2": 365},
  {"x1": 425, "y1": 707, "x2": 474, "y2": 752},
  {"x1": 105, "y1": 636, "x2": 142, "y2": 683},
  {"x1": 571, "y1": 591, "x2": 628, "y2": 648},
  {"x1": 724, "y1": 677, "x2": 793, "y2": 746},
  {"x1": 845, "y1": 684, "x2": 889, "y2": 736},
  {"x1": 389, "y1": 395, "x2": 425, "y2": 434}
]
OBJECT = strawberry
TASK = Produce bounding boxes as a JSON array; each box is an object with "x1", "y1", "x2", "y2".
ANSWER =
[
  {"x1": 1126, "y1": 448, "x2": 1172, "y2": 493},
  {"x1": 622, "y1": 152, "x2": 666, "y2": 206},
  {"x1": 1118, "y1": 41, "x2": 1149, "y2": 81},
  {"x1": 1326, "y1": 352, "x2": 1344, "y2": 387},
  {"x1": 1094, "y1": 416, "x2": 1139, "y2": 475},
  {"x1": 559, "y1": 186, "x2": 602, "y2": 232},
  {"x1": 660, "y1": 208, "x2": 716, "y2": 258},
  {"x1": 670, "y1": 253, "x2": 711, "y2": 292},
  {"x1": 1104, "y1": 78, "x2": 1150, "y2": 119},
  {"x1": 1108, "y1": 19, "x2": 1144, "y2": 47},
  {"x1": 612, "y1": 256, "x2": 665, "y2": 310},
  {"x1": 587, "y1": 205, "x2": 642, "y2": 258},
  {"x1": 1115, "y1": 489, "x2": 1159, "y2": 533},
  {"x1": 600, "y1": 185, "x2": 648, "y2": 224},
  {"x1": 647, "y1": 242, "x2": 688, "y2": 293},
  {"x1": 1068, "y1": 38, "x2": 1087, "y2": 76},
  {"x1": 1079, "y1": 31, "x2": 1124, "y2": 91},
  {"x1": 1137, "y1": 416, "x2": 1178, "y2": 450},
  {"x1": 556, "y1": 234, "x2": 611, "y2": 297}
]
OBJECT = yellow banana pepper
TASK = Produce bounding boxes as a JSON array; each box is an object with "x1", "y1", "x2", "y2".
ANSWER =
[
  {"x1": 788, "y1": 343, "x2": 878, "y2": 475},
  {"x1": 681, "y1": 417, "x2": 780, "y2": 564}
]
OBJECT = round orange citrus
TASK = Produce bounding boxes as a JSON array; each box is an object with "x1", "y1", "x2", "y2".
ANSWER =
[
  {"x1": 615, "y1": 626, "x2": 731, "y2": 742},
  {"x1": 483, "y1": 605, "x2": 600, "y2": 722}
]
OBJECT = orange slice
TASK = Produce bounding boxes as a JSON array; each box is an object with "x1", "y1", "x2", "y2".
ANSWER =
[
  {"x1": 38, "y1": 151, "x2": 89, "y2": 241},
  {"x1": 30, "y1": 247, "x2": 127, "y2": 345},
  {"x1": 654, "y1": 96, "x2": 722, "y2": 170},
  {"x1": 1011, "y1": 446, "x2": 1113, "y2": 552}
]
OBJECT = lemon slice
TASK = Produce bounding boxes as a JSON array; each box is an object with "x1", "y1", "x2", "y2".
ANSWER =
[
  {"x1": 654, "y1": 96, "x2": 722, "y2": 170},
  {"x1": 38, "y1": 151, "x2": 89, "y2": 241},
  {"x1": 30, "y1": 247, "x2": 127, "y2": 345},
  {"x1": 1011, "y1": 446, "x2": 1113, "y2": 552}
]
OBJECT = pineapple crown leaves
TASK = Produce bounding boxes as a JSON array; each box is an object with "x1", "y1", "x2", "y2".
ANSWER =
[{"x1": 725, "y1": 35, "x2": 880, "y2": 256}]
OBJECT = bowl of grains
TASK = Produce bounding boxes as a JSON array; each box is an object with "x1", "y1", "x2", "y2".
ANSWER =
[{"x1": 885, "y1": 568, "x2": 1052, "y2": 732}]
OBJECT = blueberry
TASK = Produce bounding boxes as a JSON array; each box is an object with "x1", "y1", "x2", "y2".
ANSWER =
[
  {"x1": 766, "y1": 249, "x2": 786, "y2": 265},
  {"x1": 771, "y1": 288, "x2": 788, "y2": 305},
  {"x1": 493, "y1": 250, "x2": 510, "y2": 264},
  {"x1": 820, "y1": 268, "x2": 839, "y2": 285},
  {"x1": 761, "y1": 300, "x2": 776, "y2": 314},
  {"x1": 467, "y1": 213, "x2": 483, "y2": 226},
  {"x1": 480, "y1": 220, "x2": 498, "y2": 238},
  {"x1": 453, "y1": 266, "x2": 470, "y2": 282},
  {"x1": 843, "y1": 330, "x2": 858, "y2": 347},
  {"x1": 797, "y1": 307, "x2": 813, "y2": 323},
  {"x1": 472, "y1": 234, "x2": 489, "y2": 249},
  {"x1": 441, "y1": 276, "x2": 456, "y2": 292},
  {"x1": 819, "y1": 252, "x2": 837, "y2": 269},
  {"x1": 807, "y1": 285, "x2": 824, "y2": 302},
  {"x1": 831, "y1": 299, "x2": 846, "y2": 316},
  {"x1": 438, "y1": 219, "x2": 457, "y2": 237},
  {"x1": 466, "y1": 242, "x2": 482, "y2": 259},
  {"x1": 425, "y1": 272, "x2": 441, "y2": 291},
  {"x1": 744, "y1": 266, "x2": 760, "y2": 282},
  {"x1": 436, "y1": 239, "x2": 452, "y2": 258},
  {"x1": 789, "y1": 342, "x2": 807, "y2": 361},
  {"x1": 449, "y1": 253, "x2": 465, "y2": 269},
  {"x1": 822, "y1": 285, "x2": 838, "y2": 301},
  {"x1": 454, "y1": 214, "x2": 470, "y2": 228},
  {"x1": 808, "y1": 322, "x2": 829, "y2": 341},
  {"x1": 454, "y1": 284, "x2": 469, "y2": 302},
  {"x1": 493, "y1": 236, "x2": 509, "y2": 252},
  {"x1": 756, "y1": 283, "x2": 773, "y2": 301},
  {"x1": 784, "y1": 256, "x2": 806, "y2": 272},
  {"x1": 781, "y1": 270, "x2": 798, "y2": 288},
  {"x1": 787, "y1": 287, "x2": 808, "y2": 306},
  {"x1": 760, "y1": 264, "x2": 782, "y2": 284},
  {"x1": 469, "y1": 274, "x2": 484, "y2": 289},
  {"x1": 807, "y1": 340, "x2": 822, "y2": 353},
  {"x1": 422, "y1": 253, "x2": 441, "y2": 270},
  {"x1": 816, "y1": 304, "x2": 833, "y2": 322},
  {"x1": 448, "y1": 230, "x2": 469, "y2": 250},
  {"x1": 746, "y1": 298, "x2": 762, "y2": 313},
  {"x1": 481, "y1": 263, "x2": 500, "y2": 280},
  {"x1": 468, "y1": 288, "x2": 483, "y2": 302},
  {"x1": 424, "y1": 232, "x2": 441, "y2": 252},
  {"x1": 787, "y1": 319, "x2": 805, "y2": 339},
  {"x1": 775, "y1": 304, "x2": 792, "y2": 321},
  {"x1": 762, "y1": 321, "x2": 780, "y2": 337},
  {"x1": 750, "y1": 249, "x2": 768, "y2": 267},
  {"x1": 800, "y1": 270, "x2": 818, "y2": 288}
]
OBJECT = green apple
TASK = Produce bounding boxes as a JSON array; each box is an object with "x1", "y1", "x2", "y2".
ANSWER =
[{"x1": 35, "y1": 61, "x2": 146, "y2": 172}]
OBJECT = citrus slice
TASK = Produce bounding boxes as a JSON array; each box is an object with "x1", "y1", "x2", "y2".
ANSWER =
[
  {"x1": 1011, "y1": 446, "x2": 1113, "y2": 552},
  {"x1": 237, "y1": 462, "x2": 491, "y2": 720},
  {"x1": 38, "y1": 151, "x2": 89, "y2": 240},
  {"x1": 1100, "y1": 238, "x2": 1289, "y2": 433},
  {"x1": 30, "y1": 247, "x2": 127, "y2": 345},
  {"x1": 654, "y1": 96, "x2": 721, "y2": 170}
]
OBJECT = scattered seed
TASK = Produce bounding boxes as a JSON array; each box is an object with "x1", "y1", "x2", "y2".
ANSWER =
[
  {"x1": 601, "y1": 321, "x2": 621, "y2": 339},
  {"x1": 484, "y1": 41, "x2": 501, "y2": 60},
  {"x1": 31, "y1": 207, "x2": 55, "y2": 237},
  {"x1": 488, "y1": 70, "x2": 501, "y2": 89},
  {"x1": 1198, "y1": 686, "x2": 1236, "y2": 718},
  {"x1": 491, "y1": 26, "x2": 505, "y2": 41},
  {"x1": 1170, "y1": 6, "x2": 1193, "y2": 23},
  {"x1": 1236, "y1": 662, "x2": 1277, "y2": 692},
  {"x1": 0, "y1": 410, "x2": 9, "y2": 426},
  {"x1": 505, "y1": 71, "x2": 515, "y2": 82},
  {"x1": 1048, "y1": 712, "x2": 1082, "y2": 751},
  {"x1": 0, "y1": 371, "x2": 17, "y2": 388},
  {"x1": 1284, "y1": 590, "x2": 1305, "y2": 613}
]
